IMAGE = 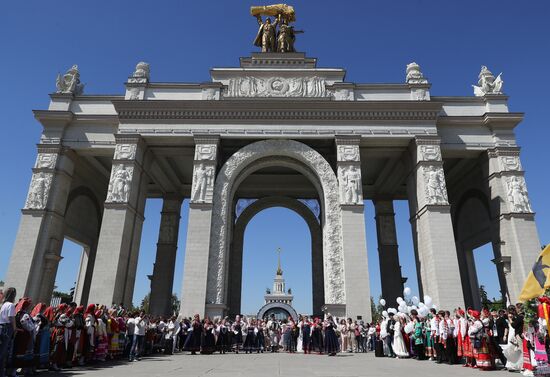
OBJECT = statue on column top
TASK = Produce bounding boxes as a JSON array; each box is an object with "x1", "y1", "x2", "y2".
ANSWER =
[
  {"x1": 472, "y1": 65, "x2": 503, "y2": 96},
  {"x1": 56, "y1": 65, "x2": 84, "y2": 95}
]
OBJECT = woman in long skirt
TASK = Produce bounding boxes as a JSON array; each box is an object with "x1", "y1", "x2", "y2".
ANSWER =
[
  {"x1": 201, "y1": 317, "x2": 216, "y2": 354},
  {"x1": 324, "y1": 316, "x2": 340, "y2": 356},
  {"x1": 243, "y1": 319, "x2": 257, "y2": 354},
  {"x1": 284, "y1": 318, "x2": 297, "y2": 353},
  {"x1": 311, "y1": 318, "x2": 324, "y2": 354},
  {"x1": 216, "y1": 318, "x2": 231, "y2": 354},
  {"x1": 232, "y1": 315, "x2": 244, "y2": 353},
  {"x1": 392, "y1": 316, "x2": 409, "y2": 358},
  {"x1": 301, "y1": 317, "x2": 312, "y2": 354},
  {"x1": 255, "y1": 321, "x2": 265, "y2": 353},
  {"x1": 11, "y1": 298, "x2": 35, "y2": 373},
  {"x1": 183, "y1": 314, "x2": 203, "y2": 355}
]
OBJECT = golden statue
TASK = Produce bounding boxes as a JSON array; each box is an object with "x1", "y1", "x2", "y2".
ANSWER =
[{"x1": 251, "y1": 4, "x2": 302, "y2": 53}]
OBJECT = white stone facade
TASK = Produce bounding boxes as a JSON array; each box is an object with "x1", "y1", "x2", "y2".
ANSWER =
[{"x1": 3, "y1": 52, "x2": 541, "y2": 321}]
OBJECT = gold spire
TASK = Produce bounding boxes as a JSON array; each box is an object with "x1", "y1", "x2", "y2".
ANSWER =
[{"x1": 276, "y1": 247, "x2": 283, "y2": 275}]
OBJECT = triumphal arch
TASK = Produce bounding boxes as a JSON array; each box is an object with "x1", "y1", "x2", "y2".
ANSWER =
[{"x1": 5, "y1": 6, "x2": 541, "y2": 320}]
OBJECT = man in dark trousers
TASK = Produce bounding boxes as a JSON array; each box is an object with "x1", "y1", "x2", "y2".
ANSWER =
[
  {"x1": 488, "y1": 309, "x2": 507, "y2": 367},
  {"x1": 386, "y1": 312, "x2": 396, "y2": 357}
]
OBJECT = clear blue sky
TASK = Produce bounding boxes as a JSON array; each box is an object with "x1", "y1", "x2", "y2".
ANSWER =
[{"x1": 0, "y1": 1, "x2": 548, "y2": 313}]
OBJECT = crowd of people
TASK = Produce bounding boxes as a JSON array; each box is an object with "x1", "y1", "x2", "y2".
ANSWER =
[{"x1": 1, "y1": 285, "x2": 550, "y2": 376}]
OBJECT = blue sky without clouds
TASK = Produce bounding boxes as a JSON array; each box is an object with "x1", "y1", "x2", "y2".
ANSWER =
[{"x1": 0, "y1": 1, "x2": 548, "y2": 313}]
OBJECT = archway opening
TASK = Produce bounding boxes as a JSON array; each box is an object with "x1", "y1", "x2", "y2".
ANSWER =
[
  {"x1": 473, "y1": 243, "x2": 504, "y2": 308},
  {"x1": 55, "y1": 238, "x2": 86, "y2": 305},
  {"x1": 240, "y1": 206, "x2": 312, "y2": 316}
]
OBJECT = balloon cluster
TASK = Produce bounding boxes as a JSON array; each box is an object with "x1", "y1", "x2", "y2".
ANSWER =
[{"x1": 379, "y1": 286, "x2": 438, "y2": 318}]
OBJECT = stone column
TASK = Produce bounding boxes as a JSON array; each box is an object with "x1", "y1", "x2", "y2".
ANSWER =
[
  {"x1": 5, "y1": 145, "x2": 75, "y2": 303},
  {"x1": 87, "y1": 135, "x2": 148, "y2": 307},
  {"x1": 73, "y1": 245, "x2": 96, "y2": 305},
  {"x1": 374, "y1": 200, "x2": 404, "y2": 307},
  {"x1": 149, "y1": 196, "x2": 182, "y2": 316},
  {"x1": 484, "y1": 147, "x2": 541, "y2": 303},
  {"x1": 336, "y1": 136, "x2": 372, "y2": 321},
  {"x1": 408, "y1": 136, "x2": 464, "y2": 310},
  {"x1": 179, "y1": 136, "x2": 219, "y2": 319}
]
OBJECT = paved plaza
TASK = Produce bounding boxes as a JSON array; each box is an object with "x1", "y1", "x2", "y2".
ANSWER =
[{"x1": 48, "y1": 353, "x2": 511, "y2": 377}]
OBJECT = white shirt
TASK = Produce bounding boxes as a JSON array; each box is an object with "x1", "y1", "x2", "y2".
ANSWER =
[
  {"x1": 135, "y1": 317, "x2": 146, "y2": 336},
  {"x1": 0, "y1": 302, "x2": 16, "y2": 324}
]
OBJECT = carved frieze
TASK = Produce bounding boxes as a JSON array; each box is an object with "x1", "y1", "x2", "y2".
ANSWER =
[
  {"x1": 506, "y1": 175, "x2": 532, "y2": 213},
  {"x1": 194, "y1": 144, "x2": 217, "y2": 161},
  {"x1": 25, "y1": 172, "x2": 53, "y2": 209},
  {"x1": 337, "y1": 145, "x2": 360, "y2": 162},
  {"x1": 35, "y1": 153, "x2": 57, "y2": 169},
  {"x1": 106, "y1": 164, "x2": 134, "y2": 203},
  {"x1": 419, "y1": 145, "x2": 442, "y2": 162},
  {"x1": 114, "y1": 144, "x2": 137, "y2": 160},
  {"x1": 423, "y1": 166, "x2": 449, "y2": 205},
  {"x1": 224, "y1": 76, "x2": 329, "y2": 98},
  {"x1": 500, "y1": 156, "x2": 522, "y2": 171},
  {"x1": 332, "y1": 88, "x2": 354, "y2": 101}
]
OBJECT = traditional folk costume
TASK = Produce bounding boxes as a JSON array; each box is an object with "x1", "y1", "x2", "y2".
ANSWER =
[
  {"x1": 231, "y1": 319, "x2": 244, "y2": 353},
  {"x1": 424, "y1": 316, "x2": 434, "y2": 359},
  {"x1": 255, "y1": 323, "x2": 265, "y2": 352},
  {"x1": 72, "y1": 306, "x2": 85, "y2": 364},
  {"x1": 301, "y1": 320, "x2": 312, "y2": 353},
  {"x1": 201, "y1": 321, "x2": 216, "y2": 354},
  {"x1": 94, "y1": 311, "x2": 108, "y2": 361},
  {"x1": 267, "y1": 318, "x2": 280, "y2": 352},
  {"x1": 11, "y1": 298, "x2": 35, "y2": 371},
  {"x1": 183, "y1": 317, "x2": 203, "y2": 354},
  {"x1": 243, "y1": 323, "x2": 257, "y2": 353},
  {"x1": 216, "y1": 321, "x2": 231, "y2": 354},
  {"x1": 412, "y1": 319, "x2": 426, "y2": 360},
  {"x1": 323, "y1": 319, "x2": 339, "y2": 356},
  {"x1": 82, "y1": 304, "x2": 96, "y2": 362},
  {"x1": 32, "y1": 304, "x2": 51, "y2": 369},
  {"x1": 444, "y1": 316, "x2": 457, "y2": 364},
  {"x1": 311, "y1": 319, "x2": 324, "y2": 354},
  {"x1": 456, "y1": 310, "x2": 471, "y2": 365}
]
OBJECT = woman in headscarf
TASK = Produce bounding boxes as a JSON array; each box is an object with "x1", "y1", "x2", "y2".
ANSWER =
[
  {"x1": 11, "y1": 298, "x2": 36, "y2": 374},
  {"x1": 50, "y1": 309, "x2": 69, "y2": 371},
  {"x1": 31, "y1": 303, "x2": 50, "y2": 369},
  {"x1": 82, "y1": 304, "x2": 96, "y2": 363},
  {"x1": 107, "y1": 309, "x2": 119, "y2": 359},
  {"x1": 71, "y1": 305, "x2": 85, "y2": 366},
  {"x1": 94, "y1": 309, "x2": 108, "y2": 361},
  {"x1": 183, "y1": 314, "x2": 202, "y2": 355},
  {"x1": 311, "y1": 317, "x2": 324, "y2": 354}
]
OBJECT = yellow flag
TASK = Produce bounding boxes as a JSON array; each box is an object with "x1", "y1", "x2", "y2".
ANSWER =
[{"x1": 519, "y1": 244, "x2": 550, "y2": 302}]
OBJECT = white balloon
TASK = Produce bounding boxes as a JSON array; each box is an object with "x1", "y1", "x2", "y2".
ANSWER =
[
  {"x1": 379, "y1": 299, "x2": 386, "y2": 307},
  {"x1": 418, "y1": 302, "x2": 425, "y2": 307},
  {"x1": 424, "y1": 295, "x2": 433, "y2": 306},
  {"x1": 412, "y1": 305, "x2": 418, "y2": 311},
  {"x1": 412, "y1": 296, "x2": 419, "y2": 305},
  {"x1": 396, "y1": 297, "x2": 403, "y2": 304},
  {"x1": 403, "y1": 287, "x2": 412, "y2": 297},
  {"x1": 382, "y1": 310, "x2": 388, "y2": 318}
]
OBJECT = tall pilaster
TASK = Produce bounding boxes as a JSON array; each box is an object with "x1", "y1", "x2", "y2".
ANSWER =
[
  {"x1": 408, "y1": 136, "x2": 464, "y2": 310},
  {"x1": 484, "y1": 147, "x2": 541, "y2": 302},
  {"x1": 335, "y1": 136, "x2": 372, "y2": 320},
  {"x1": 179, "y1": 135, "x2": 219, "y2": 319},
  {"x1": 374, "y1": 199, "x2": 404, "y2": 307},
  {"x1": 5, "y1": 144, "x2": 75, "y2": 303},
  {"x1": 149, "y1": 196, "x2": 183, "y2": 316},
  {"x1": 87, "y1": 135, "x2": 148, "y2": 307}
]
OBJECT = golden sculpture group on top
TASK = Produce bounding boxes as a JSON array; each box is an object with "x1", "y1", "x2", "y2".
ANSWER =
[{"x1": 251, "y1": 4, "x2": 302, "y2": 53}]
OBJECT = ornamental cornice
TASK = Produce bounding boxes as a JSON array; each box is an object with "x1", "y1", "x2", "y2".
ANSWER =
[
  {"x1": 486, "y1": 146, "x2": 521, "y2": 158},
  {"x1": 414, "y1": 135, "x2": 441, "y2": 145},
  {"x1": 113, "y1": 100, "x2": 442, "y2": 122},
  {"x1": 437, "y1": 113, "x2": 524, "y2": 128}
]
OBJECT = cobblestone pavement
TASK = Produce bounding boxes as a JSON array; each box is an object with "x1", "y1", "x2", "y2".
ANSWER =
[{"x1": 47, "y1": 352, "x2": 514, "y2": 377}]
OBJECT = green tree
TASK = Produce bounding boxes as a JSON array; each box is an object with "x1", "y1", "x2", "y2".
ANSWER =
[
  {"x1": 52, "y1": 290, "x2": 73, "y2": 304},
  {"x1": 370, "y1": 296, "x2": 384, "y2": 323},
  {"x1": 479, "y1": 285, "x2": 491, "y2": 308}
]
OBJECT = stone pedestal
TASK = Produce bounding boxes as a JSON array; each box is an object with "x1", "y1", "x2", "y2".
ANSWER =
[
  {"x1": 408, "y1": 136, "x2": 464, "y2": 310},
  {"x1": 87, "y1": 135, "x2": 148, "y2": 307},
  {"x1": 335, "y1": 136, "x2": 372, "y2": 321},
  {"x1": 374, "y1": 200, "x2": 403, "y2": 307},
  {"x1": 5, "y1": 145, "x2": 74, "y2": 303},
  {"x1": 485, "y1": 147, "x2": 541, "y2": 303},
  {"x1": 149, "y1": 196, "x2": 182, "y2": 316},
  {"x1": 179, "y1": 136, "x2": 219, "y2": 318}
]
